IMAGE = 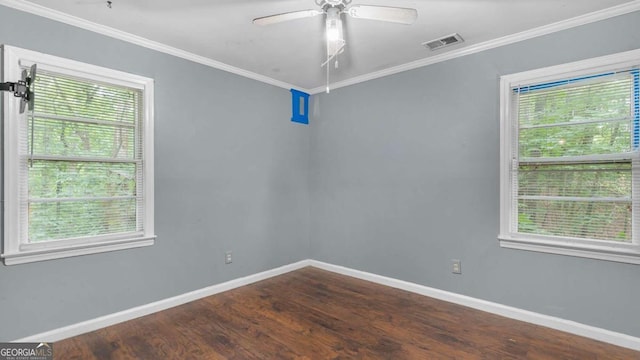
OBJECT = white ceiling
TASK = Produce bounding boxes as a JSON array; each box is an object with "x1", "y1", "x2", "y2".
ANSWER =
[{"x1": 8, "y1": 0, "x2": 639, "y2": 92}]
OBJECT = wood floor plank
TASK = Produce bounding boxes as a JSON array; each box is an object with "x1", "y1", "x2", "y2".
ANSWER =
[
  {"x1": 169, "y1": 302, "x2": 258, "y2": 359},
  {"x1": 301, "y1": 272, "x2": 493, "y2": 358},
  {"x1": 271, "y1": 269, "x2": 499, "y2": 358},
  {"x1": 54, "y1": 267, "x2": 640, "y2": 359},
  {"x1": 58, "y1": 337, "x2": 99, "y2": 360},
  {"x1": 233, "y1": 284, "x2": 391, "y2": 357},
  {"x1": 221, "y1": 288, "x2": 354, "y2": 356}
]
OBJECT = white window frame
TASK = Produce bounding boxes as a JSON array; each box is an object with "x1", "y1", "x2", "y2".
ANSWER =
[
  {"x1": 499, "y1": 49, "x2": 640, "y2": 264},
  {"x1": 2, "y1": 45, "x2": 155, "y2": 265}
]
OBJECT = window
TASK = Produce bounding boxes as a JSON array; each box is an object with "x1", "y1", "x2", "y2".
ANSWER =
[
  {"x1": 499, "y1": 49, "x2": 640, "y2": 264},
  {"x1": 2, "y1": 45, "x2": 155, "y2": 265}
]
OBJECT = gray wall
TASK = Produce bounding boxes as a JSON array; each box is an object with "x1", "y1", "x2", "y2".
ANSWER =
[
  {"x1": 309, "y1": 12, "x2": 640, "y2": 337},
  {"x1": 0, "y1": 6, "x2": 309, "y2": 341}
]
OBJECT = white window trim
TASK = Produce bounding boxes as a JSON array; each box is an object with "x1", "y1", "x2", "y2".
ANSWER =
[
  {"x1": 499, "y1": 48, "x2": 640, "y2": 265},
  {"x1": 2, "y1": 45, "x2": 155, "y2": 265}
]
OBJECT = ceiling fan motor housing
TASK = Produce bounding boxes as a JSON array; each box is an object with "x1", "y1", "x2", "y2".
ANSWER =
[{"x1": 316, "y1": 0, "x2": 351, "y2": 11}]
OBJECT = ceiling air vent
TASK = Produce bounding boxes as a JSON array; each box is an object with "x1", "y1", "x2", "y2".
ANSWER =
[{"x1": 423, "y1": 33, "x2": 464, "y2": 51}]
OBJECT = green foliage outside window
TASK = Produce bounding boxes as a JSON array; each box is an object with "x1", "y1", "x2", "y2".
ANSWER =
[
  {"x1": 516, "y1": 75, "x2": 636, "y2": 242},
  {"x1": 27, "y1": 71, "x2": 141, "y2": 242}
]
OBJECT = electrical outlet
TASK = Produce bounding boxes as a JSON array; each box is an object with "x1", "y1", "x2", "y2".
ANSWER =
[
  {"x1": 452, "y1": 259, "x2": 461, "y2": 274},
  {"x1": 225, "y1": 251, "x2": 233, "y2": 264}
]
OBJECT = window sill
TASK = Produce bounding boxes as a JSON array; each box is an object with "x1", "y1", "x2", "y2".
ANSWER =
[
  {"x1": 1, "y1": 236, "x2": 156, "y2": 265},
  {"x1": 498, "y1": 235, "x2": 640, "y2": 265}
]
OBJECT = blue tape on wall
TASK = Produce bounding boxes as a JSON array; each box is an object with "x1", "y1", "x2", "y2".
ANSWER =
[{"x1": 291, "y1": 89, "x2": 310, "y2": 125}]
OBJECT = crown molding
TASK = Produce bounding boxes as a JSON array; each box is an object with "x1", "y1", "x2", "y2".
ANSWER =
[
  {"x1": 308, "y1": 0, "x2": 640, "y2": 94},
  {"x1": 1, "y1": 0, "x2": 638, "y2": 95},
  {"x1": 0, "y1": 0, "x2": 307, "y2": 92}
]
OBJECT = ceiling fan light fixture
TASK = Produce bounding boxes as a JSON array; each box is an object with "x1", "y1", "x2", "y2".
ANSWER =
[
  {"x1": 325, "y1": 7, "x2": 345, "y2": 58},
  {"x1": 325, "y1": 8, "x2": 344, "y2": 42},
  {"x1": 326, "y1": 22, "x2": 342, "y2": 42}
]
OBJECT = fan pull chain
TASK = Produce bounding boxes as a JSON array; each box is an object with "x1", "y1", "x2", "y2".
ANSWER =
[
  {"x1": 320, "y1": 42, "x2": 345, "y2": 68},
  {"x1": 326, "y1": 61, "x2": 330, "y2": 94},
  {"x1": 321, "y1": 41, "x2": 345, "y2": 94}
]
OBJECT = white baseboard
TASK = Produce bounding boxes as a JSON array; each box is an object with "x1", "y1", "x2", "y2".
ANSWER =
[
  {"x1": 15, "y1": 259, "x2": 311, "y2": 343},
  {"x1": 15, "y1": 258, "x2": 640, "y2": 352},
  {"x1": 308, "y1": 260, "x2": 640, "y2": 351}
]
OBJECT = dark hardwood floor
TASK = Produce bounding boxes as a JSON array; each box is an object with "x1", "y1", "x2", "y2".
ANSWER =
[{"x1": 55, "y1": 267, "x2": 639, "y2": 359}]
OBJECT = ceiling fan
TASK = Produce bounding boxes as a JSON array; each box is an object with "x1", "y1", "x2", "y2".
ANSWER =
[{"x1": 253, "y1": 0, "x2": 418, "y2": 93}]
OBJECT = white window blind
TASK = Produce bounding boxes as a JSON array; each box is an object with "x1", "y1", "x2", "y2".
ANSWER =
[
  {"x1": 2, "y1": 45, "x2": 155, "y2": 265},
  {"x1": 514, "y1": 70, "x2": 638, "y2": 243},
  {"x1": 499, "y1": 49, "x2": 640, "y2": 264},
  {"x1": 25, "y1": 70, "x2": 144, "y2": 242}
]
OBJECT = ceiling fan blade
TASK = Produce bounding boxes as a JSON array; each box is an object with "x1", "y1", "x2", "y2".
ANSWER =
[
  {"x1": 253, "y1": 10, "x2": 323, "y2": 26},
  {"x1": 347, "y1": 5, "x2": 417, "y2": 25}
]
